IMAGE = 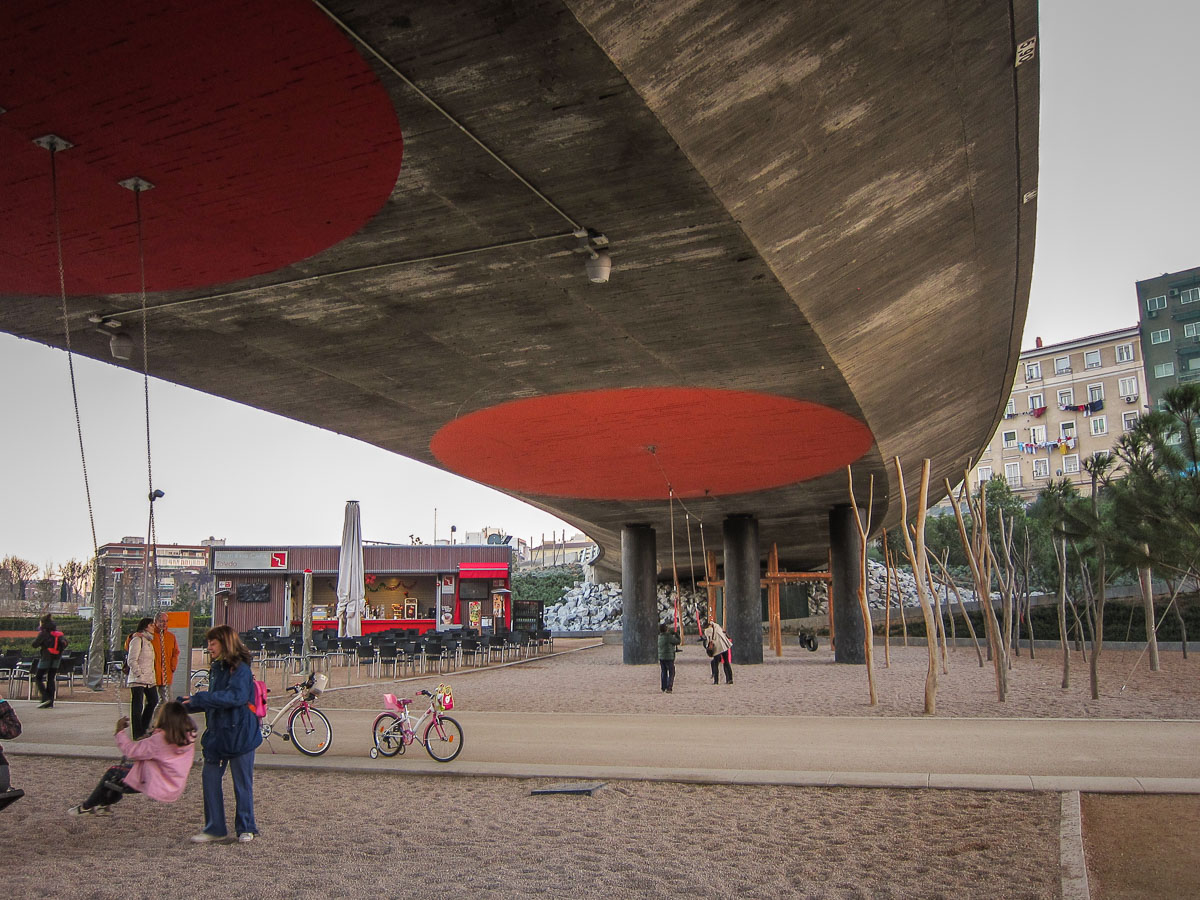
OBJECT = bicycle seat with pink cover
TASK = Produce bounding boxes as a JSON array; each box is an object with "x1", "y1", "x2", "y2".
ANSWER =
[{"x1": 383, "y1": 694, "x2": 411, "y2": 712}]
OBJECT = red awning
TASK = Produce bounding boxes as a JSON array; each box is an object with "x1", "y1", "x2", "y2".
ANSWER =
[{"x1": 457, "y1": 562, "x2": 509, "y2": 579}]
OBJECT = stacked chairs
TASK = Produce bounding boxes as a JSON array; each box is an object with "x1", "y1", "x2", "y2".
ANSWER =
[
  {"x1": 459, "y1": 636, "x2": 485, "y2": 668},
  {"x1": 9, "y1": 657, "x2": 37, "y2": 699}
]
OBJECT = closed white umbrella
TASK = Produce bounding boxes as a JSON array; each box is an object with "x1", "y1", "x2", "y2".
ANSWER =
[{"x1": 335, "y1": 500, "x2": 365, "y2": 638}]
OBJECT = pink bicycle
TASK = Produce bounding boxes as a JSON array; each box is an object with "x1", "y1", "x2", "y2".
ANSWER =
[{"x1": 370, "y1": 686, "x2": 462, "y2": 762}]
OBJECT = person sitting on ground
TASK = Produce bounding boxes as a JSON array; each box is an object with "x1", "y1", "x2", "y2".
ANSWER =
[
  {"x1": 699, "y1": 616, "x2": 734, "y2": 685},
  {"x1": 657, "y1": 623, "x2": 681, "y2": 693},
  {"x1": 126, "y1": 617, "x2": 158, "y2": 739},
  {"x1": 69, "y1": 701, "x2": 197, "y2": 817},
  {"x1": 0, "y1": 695, "x2": 22, "y2": 806}
]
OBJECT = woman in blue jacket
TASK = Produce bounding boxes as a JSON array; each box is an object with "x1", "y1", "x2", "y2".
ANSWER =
[{"x1": 182, "y1": 624, "x2": 262, "y2": 843}]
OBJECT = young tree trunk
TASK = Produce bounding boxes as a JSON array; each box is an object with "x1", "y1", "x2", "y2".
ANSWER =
[
  {"x1": 1167, "y1": 578, "x2": 1188, "y2": 660},
  {"x1": 846, "y1": 467, "x2": 877, "y2": 705},
  {"x1": 1139, "y1": 552, "x2": 1160, "y2": 671},
  {"x1": 1055, "y1": 535, "x2": 1070, "y2": 689},
  {"x1": 931, "y1": 552, "x2": 984, "y2": 666},
  {"x1": 947, "y1": 477, "x2": 1007, "y2": 701},
  {"x1": 920, "y1": 554, "x2": 948, "y2": 674},
  {"x1": 896, "y1": 458, "x2": 938, "y2": 715},
  {"x1": 882, "y1": 530, "x2": 892, "y2": 668}
]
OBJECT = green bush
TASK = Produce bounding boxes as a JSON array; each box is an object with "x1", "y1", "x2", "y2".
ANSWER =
[
  {"x1": 0, "y1": 613, "x2": 213, "y2": 652},
  {"x1": 512, "y1": 565, "x2": 584, "y2": 608}
]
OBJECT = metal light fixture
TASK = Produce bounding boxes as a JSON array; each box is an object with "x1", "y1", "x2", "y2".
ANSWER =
[
  {"x1": 575, "y1": 228, "x2": 611, "y2": 284},
  {"x1": 109, "y1": 331, "x2": 134, "y2": 360}
]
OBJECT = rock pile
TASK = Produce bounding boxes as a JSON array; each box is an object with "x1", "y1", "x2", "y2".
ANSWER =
[
  {"x1": 543, "y1": 581, "x2": 709, "y2": 632},
  {"x1": 543, "y1": 561, "x2": 987, "y2": 632}
]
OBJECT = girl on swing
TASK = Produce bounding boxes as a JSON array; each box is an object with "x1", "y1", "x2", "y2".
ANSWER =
[{"x1": 68, "y1": 701, "x2": 196, "y2": 816}]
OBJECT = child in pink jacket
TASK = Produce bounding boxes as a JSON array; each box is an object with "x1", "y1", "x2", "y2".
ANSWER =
[{"x1": 69, "y1": 701, "x2": 197, "y2": 816}]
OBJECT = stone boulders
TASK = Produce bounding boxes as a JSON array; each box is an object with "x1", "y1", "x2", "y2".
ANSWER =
[{"x1": 543, "y1": 581, "x2": 709, "y2": 632}]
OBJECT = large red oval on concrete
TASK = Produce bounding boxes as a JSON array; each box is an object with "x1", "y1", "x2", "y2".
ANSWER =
[
  {"x1": 430, "y1": 388, "x2": 875, "y2": 500},
  {"x1": 0, "y1": 0, "x2": 403, "y2": 295}
]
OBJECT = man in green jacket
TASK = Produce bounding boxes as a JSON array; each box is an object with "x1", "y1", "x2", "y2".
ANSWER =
[{"x1": 657, "y1": 623, "x2": 681, "y2": 693}]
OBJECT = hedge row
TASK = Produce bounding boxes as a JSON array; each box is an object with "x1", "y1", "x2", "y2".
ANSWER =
[
  {"x1": 0, "y1": 614, "x2": 213, "y2": 651},
  {"x1": 886, "y1": 600, "x2": 1200, "y2": 644}
]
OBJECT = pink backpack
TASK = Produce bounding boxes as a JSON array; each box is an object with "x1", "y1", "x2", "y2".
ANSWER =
[{"x1": 247, "y1": 680, "x2": 269, "y2": 719}]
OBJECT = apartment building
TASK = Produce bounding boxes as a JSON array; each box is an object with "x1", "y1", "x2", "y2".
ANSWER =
[
  {"x1": 1135, "y1": 264, "x2": 1200, "y2": 407},
  {"x1": 969, "y1": 326, "x2": 1145, "y2": 499}
]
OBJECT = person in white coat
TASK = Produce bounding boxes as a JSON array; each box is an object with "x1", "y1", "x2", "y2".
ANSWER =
[
  {"x1": 125, "y1": 617, "x2": 158, "y2": 738},
  {"x1": 700, "y1": 616, "x2": 734, "y2": 685}
]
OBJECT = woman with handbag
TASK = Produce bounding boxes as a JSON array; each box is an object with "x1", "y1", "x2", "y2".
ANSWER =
[
  {"x1": 126, "y1": 618, "x2": 158, "y2": 738},
  {"x1": 699, "y1": 616, "x2": 734, "y2": 685}
]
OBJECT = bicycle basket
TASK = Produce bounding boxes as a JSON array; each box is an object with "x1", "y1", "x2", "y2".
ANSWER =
[
  {"x1": 305, "y1": 673, "x2": 328, "y2": 698},
  {"x1": 434, "y1": 684, "x2": 453, "y2": 711}
]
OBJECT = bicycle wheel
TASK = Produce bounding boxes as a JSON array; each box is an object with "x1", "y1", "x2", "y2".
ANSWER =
[
  {"x1": 372, "y1": 712, "x2": 402, "y2": 758},
  {"x1": 288, "y1": 705, "x2": 332, "y2": 756},
  {"x1": 423, "y1": 715, "x2": 463, "y2": 762}
]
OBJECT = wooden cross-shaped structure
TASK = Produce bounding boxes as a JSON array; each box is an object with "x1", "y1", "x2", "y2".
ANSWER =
[{"x1": 697, "y1": 544, "x2": 832, "y2": 656}]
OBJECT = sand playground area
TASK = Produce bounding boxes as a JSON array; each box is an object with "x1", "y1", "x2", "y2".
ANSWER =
[{"x1": 5, "y1": 638, "x2": 1199, "y2": 898}]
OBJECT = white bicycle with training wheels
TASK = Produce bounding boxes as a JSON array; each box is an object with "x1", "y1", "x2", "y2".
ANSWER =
[{"x1": 370, "y1": 686, "x2": 462, "y2": 762}]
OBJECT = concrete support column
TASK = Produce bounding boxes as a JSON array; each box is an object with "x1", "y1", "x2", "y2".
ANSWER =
[
  {"x1": 829, "y1": 505, "x2": 865, "y2": 664},
  {"x1": 621, "y1": 524, "x2": 658, "y2": 665},
  {"x1": 723, "y1": 514, "x2": 763, "y2": 665}
]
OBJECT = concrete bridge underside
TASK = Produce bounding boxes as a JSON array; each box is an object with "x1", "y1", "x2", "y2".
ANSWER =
[{"x1": 0, "y1": 1, "x2": 1038, "y2": 660}]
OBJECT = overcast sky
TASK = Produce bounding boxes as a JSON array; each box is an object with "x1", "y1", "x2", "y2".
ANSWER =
[{"x1": 2, "y1": 1, "x2": 1197, "y2": 569}]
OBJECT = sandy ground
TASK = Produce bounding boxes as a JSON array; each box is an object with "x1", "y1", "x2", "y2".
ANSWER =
[
  {"x1": 8, "y1": 639, "x2": 1200, "y2": 898},
  {"x1": 5, "y1": 756, "x2": 1060, "y2": 900}
]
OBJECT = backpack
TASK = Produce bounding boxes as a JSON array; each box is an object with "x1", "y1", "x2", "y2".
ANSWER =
[
  {"x1": 47, "y1": 631, "x2": 67, "y2": 656},
  {"x1": 247, "y1": 680, "x2": 269, "y2": 719}
]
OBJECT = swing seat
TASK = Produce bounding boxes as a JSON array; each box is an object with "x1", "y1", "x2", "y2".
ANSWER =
[{"x1": 0, "y1": 788, "x2": 25, "y2": 812}]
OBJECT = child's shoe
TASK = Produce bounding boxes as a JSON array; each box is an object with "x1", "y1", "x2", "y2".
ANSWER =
[{"x1": 68, "y1": 804, "x2": 107, "y2": 816}]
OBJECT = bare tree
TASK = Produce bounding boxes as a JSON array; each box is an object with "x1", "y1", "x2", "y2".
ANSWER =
[
  {"x1": 0, "y1": 556, "x2": 39, "y2": 611},
  {"x1": 895, "y1": 458, "x2": 939, "y2": 715}
]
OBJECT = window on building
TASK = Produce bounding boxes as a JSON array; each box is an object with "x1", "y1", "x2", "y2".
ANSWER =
[
  {"x1": 1185, "y1": 322, "x2": 1200, "y2": 339},
  {"x1": 1088, "y1": 383, "x2": 1104, "y2": 403},
  {"x1": 1155, "y1": 362, "x2": 1175, "y2": 378},
  {"x1": 1030, "y1": 425, "x2": 1046, "y2": 443},
  {"x1": 1033, "y1": 458, "x2": 1050, "y2": 479},
  {"x1": 1151, "y1": 328, "x2": 1171, "y2": 344},
  {"x1": 1090, "y1": 416, "x2": 1107, "y2": 436},
  {"x1": 1118, "y1": 376, "x2": 1138, "y2": 398},
  {"x1": 977, "y1": 465, "x2": 993, "y2": 485},
  {"x1": 1029, "y1": 393, "x2": 1044, "y2": 410},
  {"x1": 1054, "y1": 355, "x2": 1071, "y2": 374},
  {"x1": 1025, "y1": 361, "x2": 1041, "y2": 381},
  {"x1": 1063, "y1": 454, "x2": 1080, "y2": 474},
  {"x1": 1166, "y1": 431, "x2": 1183, "y2": 446},
  {"x1": 1115, "y1": 343, "x2": 1134, "y2": 362},
  {"x1": 1182, "y1": 287, "x2": 1200, "y2": 304},
  {"x1": 1002, "y1": 430, "x2": 1018, "y2": 448},
  {"x1": 1005, "y1": 398, "x2": 1016, "y2": 416},
  {"x1": 1147, "y1": 295, "x2": 1167, "y2": 311},
  {"x1": 1123, "y1": 412, "x2": 1139, "y2": 432},
  {"x1": 1004, "y1": 462, "x2": 1021, "y2": 487},
  {"x1": 1061, "y1": 421, "x2": 1076, "y2": 440},
  {"x1": 1084, "y1": 349, "x2": 1101, "y2": 369}
]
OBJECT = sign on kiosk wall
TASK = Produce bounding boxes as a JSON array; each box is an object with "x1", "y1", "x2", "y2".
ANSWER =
[
  {"x1": 213, "y1": 550, "x2": 289, "y2": 570},
  {"x1": 165, "y1": 610, "x2": 192, "y2": 701}
]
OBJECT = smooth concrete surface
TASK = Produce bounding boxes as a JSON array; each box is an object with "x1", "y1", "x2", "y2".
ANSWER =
[
  {"x1": 9, "y1": 700, "x2": 1200, "y2": 793},
  {"x1": 723, "y1": 514, "x2": 763, "y2": 665},
  {"x1": 621, "y1": 524, "x2": 657, "y2": 665},
  {"x1": 830, "y1": 504, "x2": 866, "y2": 664}
]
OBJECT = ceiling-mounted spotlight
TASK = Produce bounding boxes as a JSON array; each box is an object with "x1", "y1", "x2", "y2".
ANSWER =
[
  {"x1": 109, "y1": 331, "x2": 134, "y2": 360},
  {"x1": 574, "y1": 228, "x2": 611, "y2": 284}
]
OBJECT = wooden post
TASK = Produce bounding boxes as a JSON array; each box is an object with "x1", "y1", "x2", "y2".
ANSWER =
[
  {"x1": 705, "y1": 550, "x2": 719, "y2": 624},
  {"x1": 766, "y1": 544, "x2": 782, "y2": 656},
  {"x1": 827, "y1": 548, "x2": 835, "y2": 652},
  {"x1": 881, "y1": 528, "x2": 891, "y2": 667}
]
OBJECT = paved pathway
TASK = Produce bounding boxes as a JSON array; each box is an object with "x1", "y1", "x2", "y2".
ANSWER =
[{"x1": 10, "y1": 698, "x2": 1200, "y2": 793}]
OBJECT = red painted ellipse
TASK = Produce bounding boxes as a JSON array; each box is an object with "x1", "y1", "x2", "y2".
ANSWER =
[
  {"x1": 430, "y1": 388, "x2": 875, "y2": 500},
  {"x1": 0, "y1": 0, "x2": 403, "y2": 295}
]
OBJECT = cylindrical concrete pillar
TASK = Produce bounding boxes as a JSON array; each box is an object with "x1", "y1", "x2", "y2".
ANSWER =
[
  {"x1": 621, "y1": 524, "x2": 658, "y2": 665},
  {"x1": 723, "y1": 514, "x2": 763, "y2": 665},
  {"x1": 829, "y1": 505, "x2": 865, "y2": 664}
]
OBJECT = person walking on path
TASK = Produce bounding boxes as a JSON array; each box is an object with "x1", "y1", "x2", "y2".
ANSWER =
[
  {"x1": 68, "y1": 701, "x2": 197, "y2": 817},
  {"x1": 152, "y1": 611, "x2": 181, "y2": 707},
  {"x1": 31, "y1": 614, "x2": 68, "y2": 709},
  {"x1": 700, "y1": 616, "x2": 734, "y2": 685},
  {"x1": 181, "y1": 624, "x2": 262, "y2": 844},
  {"x1": 657, "y1": 623, "x2": 681, "y2": 693},
  {"x1": 126, "y1": 618, "x2": 158, "y2": 738}
]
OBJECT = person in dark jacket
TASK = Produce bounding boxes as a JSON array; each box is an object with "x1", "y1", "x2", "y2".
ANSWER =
[
  {"x1": 181, "y1": 624, "x2": 262, "y2": 843},
  {"x1": 0, "y1": 696, "x2": 22, "y2": 801},
  {"x1": 32, "y1": 614, "x2": 68, "y2": 708},
  {"x1": 657, "y1": 623, "x2": 681, "y2": 693}
]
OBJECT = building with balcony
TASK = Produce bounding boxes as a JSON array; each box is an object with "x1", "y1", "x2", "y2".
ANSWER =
[
  {"x1": 967, "y1": 327, "x2": 1146, "y2": 500},
  {"x1": 98, "y1": 537, "x2": 212, "y2": 610},
  {"x1": 1136, "y1": 265, "x2": 1200, "y2": 407}
]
